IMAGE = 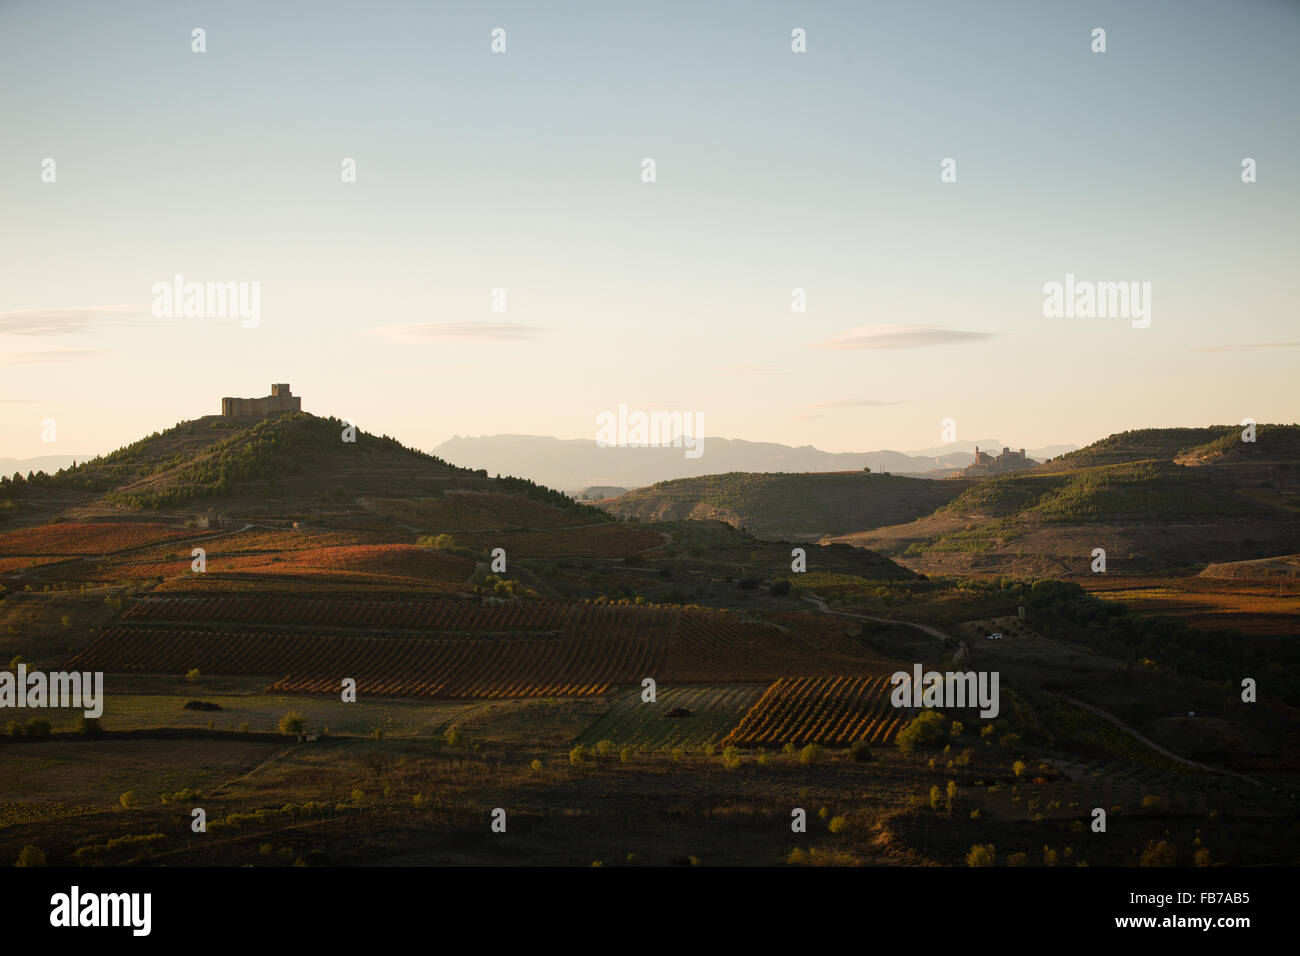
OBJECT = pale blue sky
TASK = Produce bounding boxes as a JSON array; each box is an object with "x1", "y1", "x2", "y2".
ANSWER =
[{"x1": 2, "y1": 0, "x2": 1297, "y2": 462}]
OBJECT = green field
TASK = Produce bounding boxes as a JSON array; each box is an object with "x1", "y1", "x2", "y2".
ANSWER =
[
  {"x1": 22, "y1": 690, "x2": 480, "y2": 738},
  {"x1": 574, "y1": 683, "x2": 766, "y2": 751}
]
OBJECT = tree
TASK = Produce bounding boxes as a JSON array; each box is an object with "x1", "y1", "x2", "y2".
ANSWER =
[
  {"x1": 277, "y1": 711, "x2": 306, "y2": 736},
  {"x1": 119, "y1": 791, "x2": 136, "y2": 810},
  {"x1": 185, "y1": 668, "x2": 201, "y2": 684}
]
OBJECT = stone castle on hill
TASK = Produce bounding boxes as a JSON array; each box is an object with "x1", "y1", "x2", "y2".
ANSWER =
[
  {"x1": 221, "y1": 383, "x2": 301, "y2": 418},
  {"x1": 962, "y1": 445, "x2": 1036, "y2": 477}
]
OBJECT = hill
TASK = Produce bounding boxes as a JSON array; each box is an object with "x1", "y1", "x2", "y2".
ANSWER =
[
  {"x1": 598, "y1": 471, "x2": 968, "y2": 541},
  {"x1": 0, "y1": 412, "x2": 601, "y2": 529},
  {"x1": 828, "y1": 424, "x2": 1300, "y2": 577},
  {"x1": 432, "y1": 433, "x2": 1074, "y2": 492}
]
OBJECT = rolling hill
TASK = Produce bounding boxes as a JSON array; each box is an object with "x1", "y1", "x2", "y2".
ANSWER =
[
  {"x1": 598, "y1": 471, "x2": 969, "y2": 541},
  {"x1": 828, "y1": 424, "x2": 1300, "y2": 577}
]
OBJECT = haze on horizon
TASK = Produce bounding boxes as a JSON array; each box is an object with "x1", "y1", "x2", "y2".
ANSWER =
[{"x1": 2, "y1": 0, "x2": 1297, "y2": 463}]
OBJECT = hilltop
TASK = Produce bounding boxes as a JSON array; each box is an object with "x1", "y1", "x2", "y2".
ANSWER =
[{"x1": 598, "y1": 471, "x2": 968, "y2": 541}]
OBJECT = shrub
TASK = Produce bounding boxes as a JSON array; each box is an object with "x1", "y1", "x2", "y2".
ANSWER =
[
  {"x1": 896, "y1": 711, "x2": 949, "y2": 753},
  {"x1": 828, "y1": 815, "x2": 849, "y2": 835},
  {"x1": 594, "y1": 739, "x2": 616, "y2": 756},
  {"x1": 444, "y1": 725, "x2": 464, "y2": 748},
  {"x1": 1141, "y1": 794, "x2": 1166, "y2": 812},
  {"x1": 24, "y1": 718, "x2": 51, "y2": 739},
  {"x1": 1194, "y1": 847, "x2": 1212, "y2": 867},
  {"x1": 782, "y1": 742, "x2": 797, "y2": 757},
  {"x1": 75, "y1": 716, "x2": 103, "y2": 738},
  {"x1": 1012, "y1": 759, "x2": 1027, "y2": 777},
  {"x1": 277, "y1": 711, "x2": 306, "y2": 736},
  {"x1": 722, "y1": 746, "x2": 742, "y2": 770},
  {"x1": 769, "y1": 580, "x2": 792, "y2": 596},
  {"x1": 847, "y1": 739, "x2": 873, "y2": 762},
  {"x1": 530, "y1": 758, "x2": 542, "y2": 772},
  {"x1": 412, "y1": 794, "x2": 426, "y2": 808},
  {"x1": 15, "y1": 845, "x2": 46, "y2": 867},
  {"x1": 619, "y1": 747, "x2": 632, "y2": 764},
  {"x1": 966, "y1": 843, "x2": 996, "y2": 867},
  {"x1": 798, "y1": 743, "x2": 826, "y2": 765},
  {"x1": 569, "y1": 744, "x2": 587, "y2": 766},
  {"x1": 119, "y1": 791, "x2": 136, "y2": 810},
  {"x1": 185, "y1": 668, "x2": 201, "y2": 684},
  {"x1": 1007, "y1": 851, "x2": 1030, "y2": 867}
]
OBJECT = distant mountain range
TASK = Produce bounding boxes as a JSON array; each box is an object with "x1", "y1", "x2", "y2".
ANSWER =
[
  {"x1": 431, "y1": 434, "x2": 1078, "y2": 493},
  {"x1": 1, "y1": 455, "x2": 89, "y2": 477}
]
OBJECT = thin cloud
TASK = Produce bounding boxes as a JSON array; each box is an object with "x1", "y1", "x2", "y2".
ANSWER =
[
  {"x1": 0, "y1": 399, "x2": 40, "y2": 404},
  {"x1": 804, "y1": 399, "x2": 903, "y2": 409},
  {"x1": 1191, "y1": 341, "x2": 1300, "y2": 353},
  {"x1": 365, "y1": 322, "x2": 542, "y2": 343},
  {"x1": 727, "y1": 364, "x2": 785, "y2": 375},
  {"x1": 0, "y1": 304, "x2": 152, "y2": 336},
  {"x1": 813, "y1": 324, "x2": 999, "y2": 350},
  {"x1": 0, "y1": 349, "x2": 109, "y2": 366}
]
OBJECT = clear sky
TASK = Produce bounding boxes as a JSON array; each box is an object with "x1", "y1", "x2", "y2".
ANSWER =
[{"x1": 2, "y1": 0, "x2": 1297, "y2": 462}]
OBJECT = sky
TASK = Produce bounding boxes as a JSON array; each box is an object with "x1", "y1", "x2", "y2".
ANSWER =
[{"x1": 2, "y1": 0, "x2": 1297, "y2": 463}]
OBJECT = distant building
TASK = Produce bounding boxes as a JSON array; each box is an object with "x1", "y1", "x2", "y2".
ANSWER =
[
  {"x1": 963, "y1": 445, "x2": 1036, "y2": 477},
  {"x1": 221, "y1": 383, "x2": 302, "y2": 418}
]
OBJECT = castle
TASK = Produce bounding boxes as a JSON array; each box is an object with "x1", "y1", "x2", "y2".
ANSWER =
[
  {"x1": 963, "y1": 445, "x2": 1034, "y2": 477},
  {"x1": 220, "y1": 383, "x2": 302, "y2": 418}
]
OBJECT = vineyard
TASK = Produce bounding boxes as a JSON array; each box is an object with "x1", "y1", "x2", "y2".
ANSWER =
[
  {"x1": 73, "y1": 595, "x2": 886, "y2": 699},
  {"x1": 721, "y1": 675, "x2": 906, "y2": 748},
  {"x1": 0, "y1": 521, "x2": 192, "y2": 556}
]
